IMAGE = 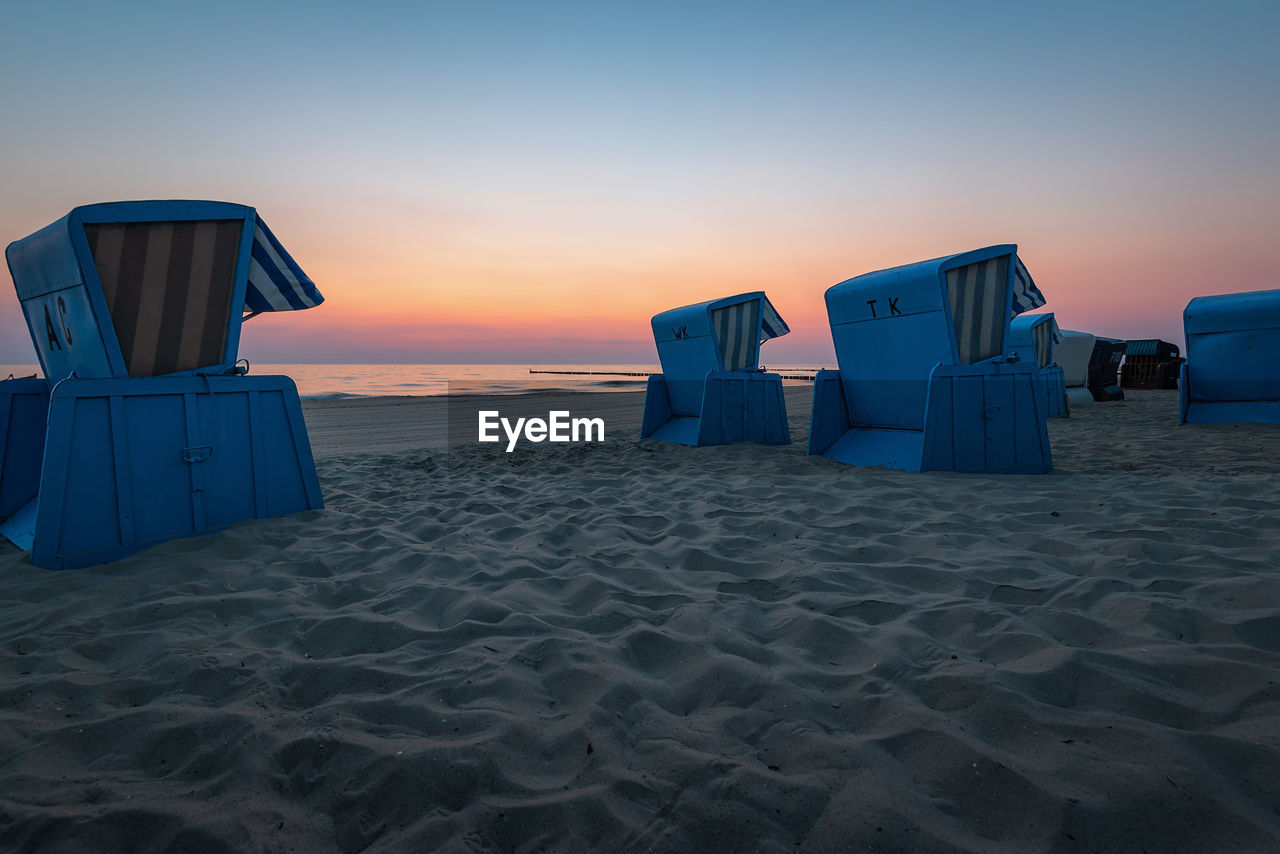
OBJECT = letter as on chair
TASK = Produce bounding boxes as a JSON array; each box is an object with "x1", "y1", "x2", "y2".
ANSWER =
[
  {"x1": 808, "y1": 244, "x2": 1052, "y2": 473},
  {"x1": 641, "y1": 292, "x2": 791, "y2": 446},
  {"x1": 3, "y1": 200, "x2": 326, "y2": 569}
]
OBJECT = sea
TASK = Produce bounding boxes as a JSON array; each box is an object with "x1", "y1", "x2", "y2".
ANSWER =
[{"x1": 1, "y1": 364, "x2": 822, "y2": 399}]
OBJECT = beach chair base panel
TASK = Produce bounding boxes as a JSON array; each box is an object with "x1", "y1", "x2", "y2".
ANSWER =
[
  {"x1": 807, "y1": 371, "x2": 851, "y2": 457},
  {"x1": 1066, "y1": 387, "x2": 1094, "y2": 409},
  {"x1": 1181, "y1": 399, "x2": 1280, "y2": 425},
  {"x1": 810, "y1": 363, "x2": 1051, "y2": 473},
  {"x1": 1177, "y1": 363, "x2": 1280, "y2": 425},
  {"x1": 922, "y1": 363, "x2": 1052, "y2": 473},
  {"x1": 1180, "y1": 364, "x2": 1280, "y2": 425},
  {"x1": 825, "y1": 426, "x2": 927, "y2": 470},
  {"x1": 0, "y1": 378, "x2": 49, "y2": 524},
  {"x1": 1042, "y1": 367, "x2": 1067, "y2": 418},
  {"x1": 0, "y1": 498, "x2": 37, "y2": 550},
  {"x1": 648, "y1": 416, "x2": 702, "y2": 445},
  {"x1": 641, "y1": 372, "x2": 790, "y2": 446},
  {"x1": 640, "y1": 375, "x2": 674, "y2": 438},
  {"x1": 28, "y1": 375, "x2": 323, "y2": 570}
]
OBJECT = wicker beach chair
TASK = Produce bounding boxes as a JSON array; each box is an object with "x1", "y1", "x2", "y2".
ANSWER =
[{"x1": 1120, "y1": 339, "x2": 1183, "y2": 390}]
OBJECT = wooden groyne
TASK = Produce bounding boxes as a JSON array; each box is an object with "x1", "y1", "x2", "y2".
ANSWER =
[{"x1": 528, "y1": 369, "x2": 822, "y2": 380}]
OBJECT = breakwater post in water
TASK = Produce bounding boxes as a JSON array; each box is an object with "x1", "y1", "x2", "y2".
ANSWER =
[{"x1": 528, "y1": 369, "x2": 821, "y2": 380}]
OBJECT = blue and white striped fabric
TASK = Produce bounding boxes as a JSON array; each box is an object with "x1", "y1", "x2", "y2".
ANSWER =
[
  {"x1": 1025, "y1": 314, "x2": 1064, "y2": 368},
  {"x1": 760, "y1": 297, "x2": 790, "y2": 341},
  {"x1": 712, "y1": 299, "x2": 761, "y2": 372},
  {"x1": 244, "y1": 217, "x2": 324, "y2": 313},
  {"x1": 1011, "y1": 257, "x2": 1046, "y2": 318},
  {"x1": 711, "y1": 295, "x2": 791, "y2": 372},
  {"x1": 945, "y1": 256, "x2": 1008, "y2": 365},
  {"x1": 1031, "y1": 318, "x2": 1052, "y2": 368}
]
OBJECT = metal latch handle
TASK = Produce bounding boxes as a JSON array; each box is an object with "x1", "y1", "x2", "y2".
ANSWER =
[{"x1": 181, "y1": 445, "x2": 213, "y2": 463}]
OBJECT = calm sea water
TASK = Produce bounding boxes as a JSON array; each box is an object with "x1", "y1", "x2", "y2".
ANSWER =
[
  {"x1": 2, "y1": 363, "x2": 823, "y2": 398},
  {"x1": 269, "y1": 364, "x2": 661, "y2": 397}
]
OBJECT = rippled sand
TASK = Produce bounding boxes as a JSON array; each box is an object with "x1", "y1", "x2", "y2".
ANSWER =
[{"x1": 2, "y1": 389, "x2": 1278, "y2": 852}]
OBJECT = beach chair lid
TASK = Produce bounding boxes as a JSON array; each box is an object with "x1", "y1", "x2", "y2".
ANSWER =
[
  {"x1": 1123, "y1": 338, "x2": 1179, "y2": 358},
  {"x1": 1184, "y1": 288, "x2": 1280, "y2": 336},
  {"x1": 6, "y1": 200, "x2": 322, "y2": 382},
  {"x1": 825, "y1": 244, "x2": 1045, "y2": 314},
  {"x1": 651, "y1": 291, "x2": 789, "y2": 375},
  {"x1": 825, "y1": 244, "x2": 1044, "y2": 368}
]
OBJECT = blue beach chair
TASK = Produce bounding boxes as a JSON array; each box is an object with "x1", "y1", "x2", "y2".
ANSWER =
[
  {"x1": 1180, "y1": 288, "x2": 1280, "y2": 425},
  {"x1": 641, "y1": 292, "x2": 791, "y2": 445},
  {"x1": 808, "y1": 244, "x2": 1052, "y2": 473},
  {"x1": 1007, "y1": 312, "x2": 1067, "y2": 418},
  {"x1": 1, "y1": 200, "x2": 325, "y2": 569}
]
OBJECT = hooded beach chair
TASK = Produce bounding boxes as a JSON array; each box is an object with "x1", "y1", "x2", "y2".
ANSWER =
[
  {"x1": 1, "y1": 200, "x2": 324, "y2": 569},
  {"x1": 1087, "y1": 338, "x2": 1126, "y2": 401},
  {"x1": 641, "y1": 292, "x2": 791, "y2": 445},
  {"x1": 1180, "y1": 288, "x2": 1280, "y2": 425},
  {"x1": 1056, "y1": 329, "x2": 1096, "y2": 409},
  {"x1": 1120, "y1": 339, "x2": 1182, "y2": 390},
  {"x1": 1006, "y1": 312, "x2": 1067, "y2": 417},
  {"x1": 808, "y1": 244, "x2": 1052, "y2": 473}
]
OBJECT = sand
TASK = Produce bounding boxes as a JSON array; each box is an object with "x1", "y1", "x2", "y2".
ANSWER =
[{"x1": 1, "y1": 388, "x2": 1278, "y2": 852}]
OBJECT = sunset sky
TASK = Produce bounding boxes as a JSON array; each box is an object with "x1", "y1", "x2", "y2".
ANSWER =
[{"x1": 2, "y1": 1, "x2": 1277, "y2": 365}]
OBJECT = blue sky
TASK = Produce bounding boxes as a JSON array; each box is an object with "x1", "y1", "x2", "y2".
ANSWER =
[{"x1": 2, "y1": 1, "x2": 1277, "y2": 363}]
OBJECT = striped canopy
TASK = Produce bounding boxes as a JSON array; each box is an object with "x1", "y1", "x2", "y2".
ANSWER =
[
  {"x1": 943, "y1": 252, "x2": 1048, "y2": 365},
  {"x1": 245, "y1": 217, "x2": 324, "y2": 313},
  {"x1": 81, "y1": 214, "x2": 323, "y2": 377},
  {"x1": 760, "y1": 297, "x2": 790, "y2": 341},
  {"x1": 711, "y1": 294, "x2": 790, "y2": 372},
  {"x1": 1012, "y1": 257, "x2": 1046, "y2": 317}
]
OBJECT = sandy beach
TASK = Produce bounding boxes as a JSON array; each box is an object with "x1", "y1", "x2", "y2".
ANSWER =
[{"x1": 1, "y1": 388, "x2": 1278, "y2": 852}]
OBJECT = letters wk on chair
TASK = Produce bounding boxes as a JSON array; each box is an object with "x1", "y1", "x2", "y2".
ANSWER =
[
  {"x1": 1180, "y1": 288, "x2": 1280, "y2": 426},
  {"x1": 808, "y1": 244, "x2": 1053, "y2": 473},
  {"x1": 1006, "y1": 312, "x2": 1067, "y2": 418},
  {"x1": 1, "y1": 200, "x2": 324, "y2": 569},
  {"x1": 641, "y1": 292, "x2": 791, "y2": 446}
]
